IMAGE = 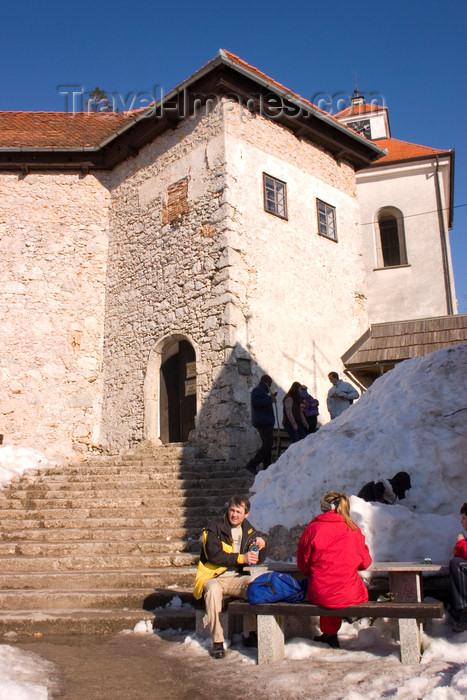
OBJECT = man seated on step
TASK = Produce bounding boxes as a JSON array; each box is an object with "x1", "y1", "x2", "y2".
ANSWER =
[{"x1": 193, "y1": 494, "x2": 266, "y2": 659}]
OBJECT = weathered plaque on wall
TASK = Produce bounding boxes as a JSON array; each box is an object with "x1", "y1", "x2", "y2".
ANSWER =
[
  {"x1": 186, "y1": 362, "x2": 196, "y2": 379},
  {"x1": 237, "y1": 358, "x2": 252, "y2": 375},
  {"x1": 185, "y1": 378, "x2": 196, "y2": 396}
]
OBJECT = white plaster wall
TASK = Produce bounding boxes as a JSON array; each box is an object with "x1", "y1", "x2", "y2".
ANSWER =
[
  {"x1": 368, "y1": 115, "x2": 387, "y2": 139},
  {"x1": 223, "y1": 104, "x2": 368, "y2": 428},
  {"x1": 0, "y1": 172, "x2": 110, "y2": 456},
  {"x1": 357, "y1": 157, "x2": 455, "y2": 323}
]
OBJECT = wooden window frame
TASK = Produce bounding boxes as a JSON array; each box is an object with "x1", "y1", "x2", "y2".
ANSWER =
[
  {"x1": 263, "y1": 173, "x2": 287, "y2": 220},
  {"x1": 376, "y1": 207, "x2": 408, "y2": 268},
  {"x1": 317, "y1": 199, "x2": 337, "y2": 241}
]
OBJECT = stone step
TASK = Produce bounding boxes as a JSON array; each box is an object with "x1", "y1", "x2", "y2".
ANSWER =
[
  {"x1": 116, "y1": 443, "x2": 200, "y2": 459},
  {"x1": 0, "y1": 492, "x2": 235, "y2": 509},
  {"x1": 0, "y1": 526, "x2": 201, "y2": 543},
  {"x1": 0, "y1": 608, "x2": 195, "y2": 635},
  {"x1": 0, "y1": 538, "x2": 200, "y2": 557},
  {"x1": 0, "y1": 504, "x2": 224, "y2": 520},
  {"x1": 0, "y1": 587, "x2": 195, "y2": 611},
  {"x1": 0, "y1": 567, "x2": 198, "y2": 591},
  {"x1": 0, "y1": 526, "x2": 202, "y2": 543},
  {"x1": 0, "y1": 515, "x2": 210, "y2": 531},
  {"x1": 0, "y1": 445, "x2": 236, "y2": 635},
  {"x1": 0, "y1": 551, "x2": 199, "y2": 572},
  {"x1": 6, "y1": 472, "x2": 245, "y2": 488},
  {"x1": 30, "y1": 461, "x2": 237, "y2": 476},
  {"x1": 3, "y1": 476, "x2": 248, "y2": 491}
]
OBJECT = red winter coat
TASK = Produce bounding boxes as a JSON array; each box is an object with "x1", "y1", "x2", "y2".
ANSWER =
[
  {"x1": 453, "y1": 538, "x2": 467, "y2": 560},
  {"x1": 297, "y1": 511, "x2": 372, "y2": 608}
]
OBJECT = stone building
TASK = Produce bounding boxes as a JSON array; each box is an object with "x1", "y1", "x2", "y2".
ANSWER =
[{"x1": 0, "y1": 50, "x2": 459, "y2": 461}]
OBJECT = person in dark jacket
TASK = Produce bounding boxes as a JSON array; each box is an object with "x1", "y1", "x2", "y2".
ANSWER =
[
  {"x1": 283, "y1": 381, "x2": 308, "y2": 443},
  {"x1": 193, "y1": 495, "x2": 266, "y2": 658},
  {"x1": 300, "y1": 385, "x2": 319, "y2": 434},
  {"x1": 246, "y1": 375, "x2": 277, "y2": 475},
  {"x1": 357, "y1": 471, "x2": 412, "y2": 504}
]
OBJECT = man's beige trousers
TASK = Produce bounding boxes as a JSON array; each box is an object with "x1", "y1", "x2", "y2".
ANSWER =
[{"x1": 203, "y1": 575, "x2": 255, "y2": 643}]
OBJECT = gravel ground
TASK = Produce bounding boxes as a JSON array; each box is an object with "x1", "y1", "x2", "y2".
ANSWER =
[{"x1": 5, "y1": 629, "x2": 453, "y2": 700}]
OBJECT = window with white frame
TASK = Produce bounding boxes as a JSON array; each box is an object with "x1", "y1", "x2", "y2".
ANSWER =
[
  {"x1": 376, "y1": 207, "x2": 408, "y2": 268},
  {"x1": 317, "y1": 199, "x2": 337, "y2": 241},
  {"x1": 263, "y1": 174, "x2": 287, "y2": 219}
]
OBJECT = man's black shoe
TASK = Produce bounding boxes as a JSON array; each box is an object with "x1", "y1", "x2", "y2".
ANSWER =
[
  {"x1": 242, "y1": 632, "x2": 258, "y2": 648},
  {"x1": 313, "y1": 633, "x2": 340, "y2": 649},
  {"x1": 209, "y1": 642, "x2": 225, "y2": 659}
]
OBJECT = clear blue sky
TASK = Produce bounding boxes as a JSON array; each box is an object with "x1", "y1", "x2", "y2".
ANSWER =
[{"x1": 2, "y1": 0, "x2": 466, "y2": 311}]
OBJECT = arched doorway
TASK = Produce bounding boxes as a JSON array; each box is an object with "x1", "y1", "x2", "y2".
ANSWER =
[{"x1": 159, "y1": 338, "x2": 196, "y2": 443}]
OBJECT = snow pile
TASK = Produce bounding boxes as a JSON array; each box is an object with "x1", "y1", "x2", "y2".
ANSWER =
[
  {"x1": 0, "y1": 645, "x2": 55, "y2": 699},
  {"x1": 131, "y1": 620, "x2": 154, "y2": 635},
  {"x1": 0, "y1": 446, "x2": 53, "y2": 489},
  {"x1": 250, "y1": 344, "x2": 467, "y2": 564}
]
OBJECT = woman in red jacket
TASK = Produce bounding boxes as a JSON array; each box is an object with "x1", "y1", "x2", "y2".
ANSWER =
[
  {"x1": 449, "y1": 502, "x2": 467, "y2": 632},
  {"x1": 297, "y1": 491, "x2": 372, "y2": 648}
]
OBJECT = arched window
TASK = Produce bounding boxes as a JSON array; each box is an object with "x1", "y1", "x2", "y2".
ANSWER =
[{"x1": 376, "y1": 207, "x2": 408, "y2": 268}]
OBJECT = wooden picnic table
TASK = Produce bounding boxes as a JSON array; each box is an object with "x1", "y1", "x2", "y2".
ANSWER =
[
  {"x1": 246, "y1": 560, "x2": 448, "y2": 663},
  {"x1": 256, "y1": 560, "x2": 447, "y2": 602}
]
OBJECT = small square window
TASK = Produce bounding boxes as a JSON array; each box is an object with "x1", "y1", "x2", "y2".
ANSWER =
[
  {"x1": 317, "y1": 199, "x2": 337, "y2": 241},
  {"x1": 263, "y1": 174, "x2": 287, "y2": 219}
]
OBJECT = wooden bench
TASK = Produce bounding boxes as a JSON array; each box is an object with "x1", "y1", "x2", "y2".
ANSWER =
[{"x1": 228, "y1": 599, "x2": 444, "y2": 665}]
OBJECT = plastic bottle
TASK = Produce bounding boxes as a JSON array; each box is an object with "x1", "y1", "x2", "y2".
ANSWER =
[{"x1": 250, "y1": 543, "x2": 259, "y2": 563}]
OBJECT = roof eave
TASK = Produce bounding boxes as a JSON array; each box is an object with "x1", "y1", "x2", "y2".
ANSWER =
[
  {"x1": 0, "y1": 50, "x2": 387, "y2": 170},
  {"x1": 217, "y1": 50, "x2": 385, "y2": 162}
]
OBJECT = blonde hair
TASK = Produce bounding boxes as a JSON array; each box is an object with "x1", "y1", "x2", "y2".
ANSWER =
[{"x1": 320, "y1": 491, "x2": 356, "y2": 530}]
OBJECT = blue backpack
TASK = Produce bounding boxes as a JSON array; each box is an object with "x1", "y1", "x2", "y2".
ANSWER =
[{"x1": 248, "y1": 571, "x2": 307, "y2": 604}]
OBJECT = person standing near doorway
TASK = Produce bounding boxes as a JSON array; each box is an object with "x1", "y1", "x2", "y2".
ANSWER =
[
  {"x1": 300, "y1": 385, "x2": 319, "y2": 434},
  {"x1": 326, "y1": 372, "x2": 359, "y2": 420},
  {"x1": 245, "y1": 375, "x2": 276, "y2": 475},
  {"x1": 283, "y1": 381, "x2": 309, "y2": 443}
]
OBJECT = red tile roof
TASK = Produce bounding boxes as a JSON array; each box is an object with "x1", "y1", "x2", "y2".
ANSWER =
[
  {"x1": 0, "y1": 111, "x2": 132, "y2": 149},
  {"x1": 0, "y1": 51, "x2": 385, "y2": 164},
  {"x1": 1, "y1": 50, "x2": 357, "y2": 152},
  {"x1": 335, "y1": 102, "x2": 386, "y2": 118},
  {"x1": 372, "y1": 137, "x2": 450, "y2": 164}
]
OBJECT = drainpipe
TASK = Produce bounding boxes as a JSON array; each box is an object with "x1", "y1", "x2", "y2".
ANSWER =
[{"x1": 434, "y1": 156, "x2": 454, "y2": 315}]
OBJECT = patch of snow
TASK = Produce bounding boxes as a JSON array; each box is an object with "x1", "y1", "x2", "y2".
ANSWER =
[
  {"x1": 0, "y1": 446, "x2": 54, "y2": 489},
  {"x1": 0, "y1": 645, "x2": 55, "y2": 700}
]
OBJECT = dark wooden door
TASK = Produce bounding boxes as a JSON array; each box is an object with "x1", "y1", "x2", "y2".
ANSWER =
[
  {"x1": 160, "y1": 340, "x2": 196, "y2": 443},
  {"x1": 179, "y1": 340, "x2": 196, "y2": 442}
]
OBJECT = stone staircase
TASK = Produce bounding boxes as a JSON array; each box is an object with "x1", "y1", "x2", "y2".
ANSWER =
[{"x1": 0, "y1": 444, "x2": 253, "y2": 634}]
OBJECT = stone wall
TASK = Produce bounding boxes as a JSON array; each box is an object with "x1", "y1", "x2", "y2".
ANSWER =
[
  {"x1": 100, "y1": 105, "x2": 251, "y2": 458},
  {"x1": 0, "y1": 172, "x2": 110, "y2": 456},
  {"x1": 0, "y1": 100, "x2": 368, "y2": 462}
]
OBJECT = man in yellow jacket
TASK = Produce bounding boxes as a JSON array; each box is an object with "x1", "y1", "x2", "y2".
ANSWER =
[{"x1": 193, "y1": 495, "x2": 266, "y2": 658}]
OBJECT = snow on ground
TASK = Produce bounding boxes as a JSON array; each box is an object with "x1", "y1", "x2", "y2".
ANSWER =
[
  {"x1": 0, "y1": 446, "x2": 53, "y2": 490},
  {"x1": 1, "y1": 344, "x2": 466, "y2": 697},
  {"x1": 123, "y1": 612, "x2": 467, "y2": 700},
  {"x1": 0, "y1": 644, "x2": 56, "y2": 700}
]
